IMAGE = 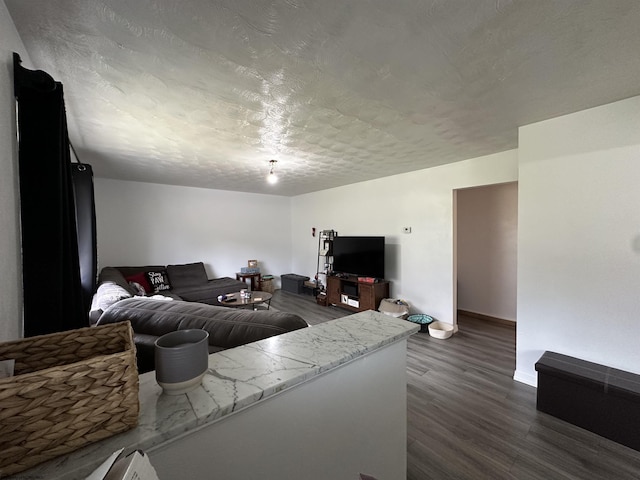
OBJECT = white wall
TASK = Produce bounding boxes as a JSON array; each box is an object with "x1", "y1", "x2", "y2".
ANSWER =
[
  {"x1": 0, "y1": 2, "x2": 32, "y2": 341},
  {"x1": 515, "y1": 95, "x2": 640, "y2": 386},
  {"x1": 456, "y1": 182, "x2": 518, "y2": 322},
  {"x1": 291, "y1": 150, "x2": 518, "y2": 324},
  {"x1": 150, "y1": 340, "x2": 410, "y2": 480},
  {"x1": 94, "y1": 179, "x2": 293, "y2": 285}
]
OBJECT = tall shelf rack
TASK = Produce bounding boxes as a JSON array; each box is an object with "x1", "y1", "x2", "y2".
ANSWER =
[{"x1": 316, "y1": 230, "x2": 337, "y2": 293}]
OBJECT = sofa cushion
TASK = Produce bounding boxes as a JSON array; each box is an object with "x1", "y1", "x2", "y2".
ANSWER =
[
  {"x1": 146, "y1": 270, "x2": 172, "y2": 293},
  {"x1": 125, "y1": 271, "x2": 151, "y2": 293},
  {"x1": 171, "y1": 277, "x2": 247, "y2": 304},
  {"x1": 166, "y1": 262, "x2": 208, "y2": 288}
]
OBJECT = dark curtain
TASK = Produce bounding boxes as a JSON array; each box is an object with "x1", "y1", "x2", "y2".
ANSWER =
[
  {"x1": 14, "y1": 53, "x2": 88, "y2": 336},
  {"x1": 71, "y1": 163, "x2": 97, "y2": 317}
]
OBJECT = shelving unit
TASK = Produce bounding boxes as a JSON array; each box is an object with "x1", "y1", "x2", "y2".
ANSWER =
[{"x1": 315, "y1": 230, "x2": 337, "y2": 293}]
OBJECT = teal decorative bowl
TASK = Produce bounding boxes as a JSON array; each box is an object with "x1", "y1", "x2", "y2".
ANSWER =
[{"x1": 407, "y1": 314, "x2": 434, "y2": 332}]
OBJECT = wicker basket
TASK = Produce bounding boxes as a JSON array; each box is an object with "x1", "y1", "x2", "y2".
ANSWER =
[
  {"x1": 260, "y1": 276, "x2": 275, "y2": 293},
  {"x1": 0, "y1": 321, "x2": 139, "y2": 476}
]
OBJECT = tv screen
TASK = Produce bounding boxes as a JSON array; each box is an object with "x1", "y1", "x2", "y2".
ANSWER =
[{"x1": 332, "y1": 236, "x2": 385, "y2": 279}]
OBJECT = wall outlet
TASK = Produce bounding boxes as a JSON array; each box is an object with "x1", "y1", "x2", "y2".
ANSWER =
[{"x1": 403, "y1": 227, "x2": 412, "y2": 234}]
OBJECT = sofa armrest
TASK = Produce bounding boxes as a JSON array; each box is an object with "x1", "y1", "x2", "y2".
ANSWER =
[
  {"x1": 88, "y1": 293, "x2": 103, "y2": 325},
  {"x1": 98, "y1": 267, "x2": 136, "y2": 294}
]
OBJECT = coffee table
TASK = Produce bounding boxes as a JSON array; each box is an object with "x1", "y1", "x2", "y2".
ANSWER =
[{"x1": 219, "y1": 291, "x2": 273, "y2": 310}]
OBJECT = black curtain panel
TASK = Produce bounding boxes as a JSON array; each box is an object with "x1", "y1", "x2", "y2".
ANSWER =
[
  {"x1": 13, "y1": 53, "x2": 89, "y2": 336},
  {"x1": 71, "y1": 162, "x2": 97, "y2": 317}
]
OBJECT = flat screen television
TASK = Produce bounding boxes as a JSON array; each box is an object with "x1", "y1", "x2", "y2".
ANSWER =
[{"x1": 332, "y1": 236, "x2": 385, "y2": 279}]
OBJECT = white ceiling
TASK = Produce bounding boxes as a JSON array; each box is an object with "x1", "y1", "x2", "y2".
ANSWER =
[{"x1": 7, "y1": 1, "x2": 640, "y2": 196}]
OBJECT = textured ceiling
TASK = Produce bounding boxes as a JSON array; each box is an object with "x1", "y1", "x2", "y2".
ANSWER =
[{"x1": 6, "y1": 0, "x2": 640, "y2": 196}]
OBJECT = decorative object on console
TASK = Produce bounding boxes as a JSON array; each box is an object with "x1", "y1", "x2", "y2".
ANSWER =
[
  {"x1": 347, "y1": 297, "x2": 360, "y2": 308},
  {"x1": 155, "y1": 329, "x2": 209, "y2": 395},
  {"x1": 358, "y1": 277, "x2": 377, "y2": 284},
  {"x1": 0, "y1": 322, "x2": 139, "y2": 476}
]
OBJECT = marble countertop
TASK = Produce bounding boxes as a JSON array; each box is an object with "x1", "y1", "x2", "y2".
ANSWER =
[{"x1": 14, "y1": 310, "x2": 418, "y2": 479}]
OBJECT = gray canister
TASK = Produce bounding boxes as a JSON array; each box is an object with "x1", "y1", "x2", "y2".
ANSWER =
[{"x1": 155, "y1": 329, "x2": 209, "y2": 395}]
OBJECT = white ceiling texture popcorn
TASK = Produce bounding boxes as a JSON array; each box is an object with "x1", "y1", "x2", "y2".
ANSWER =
[{"x1": 6, "y1": 0, "x2": 640, "y2": 196}]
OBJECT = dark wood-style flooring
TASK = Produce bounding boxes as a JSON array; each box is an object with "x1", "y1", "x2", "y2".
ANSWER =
[{"x1": 270, "y1": 290, "x2": 640, "y2": 479}]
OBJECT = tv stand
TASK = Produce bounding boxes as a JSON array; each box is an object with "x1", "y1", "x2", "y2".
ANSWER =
[{"x1": 326, "y1": 275, "x2": 390, "y2": 312}]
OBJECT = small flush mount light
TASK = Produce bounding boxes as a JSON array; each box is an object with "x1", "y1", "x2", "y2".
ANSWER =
[{"x1": 267, "y1": 159, "x2": 278, "y2": 184}]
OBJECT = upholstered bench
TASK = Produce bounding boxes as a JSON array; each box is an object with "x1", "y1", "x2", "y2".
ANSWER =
[{"x1": 535, "y1": 351, "x2": 640, "y2": 451}]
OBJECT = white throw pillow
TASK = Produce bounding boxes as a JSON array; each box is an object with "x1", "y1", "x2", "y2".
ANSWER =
[{"x1": 96, "y1": 282, "x2": 133, "y2": 311}]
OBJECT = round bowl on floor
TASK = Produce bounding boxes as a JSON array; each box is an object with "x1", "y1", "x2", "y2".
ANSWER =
[
  {"x1": 428, "y1": 321, "x2": 454, "y2": 339},
  {"x1": 406, "y1": 314, "x2": 434, "y2": 333}
]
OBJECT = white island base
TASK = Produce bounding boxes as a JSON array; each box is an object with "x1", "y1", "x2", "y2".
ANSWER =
[{"x1": 12, "y1": 311, "x2": 419, "y2": 480}]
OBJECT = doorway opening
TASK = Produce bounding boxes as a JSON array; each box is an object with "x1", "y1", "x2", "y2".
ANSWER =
[{"x1": 453, "y1": 182, "x2": 518, "y2": 333}]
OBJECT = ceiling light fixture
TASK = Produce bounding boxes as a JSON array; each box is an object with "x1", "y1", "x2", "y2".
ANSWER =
[{"x1": 267, "y1": 159, "x2": 278, "y2": 184}]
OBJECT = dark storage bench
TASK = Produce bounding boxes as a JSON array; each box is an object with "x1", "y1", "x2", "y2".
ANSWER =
[
  {"x1": 535, "y1": 351, "x2": 640, "y2": 451},
  {"x1": 281, "y1": 274, "x2": 310, "y2": 294}
]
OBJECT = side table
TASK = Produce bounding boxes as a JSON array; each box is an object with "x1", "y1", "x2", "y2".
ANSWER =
[{"x1": 236, "y1": 272, "x2": 262, "y2": 291}]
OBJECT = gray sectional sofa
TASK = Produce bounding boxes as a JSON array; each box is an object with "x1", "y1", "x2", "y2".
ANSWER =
[
  {"x1": 91, "y1": 261, "x2": 309, "y2": 373},
  {"x1": 97, "y1": 297, "x2": 308, "y2": 373},
  {"x1": 90, "y1": 262, "x2": 247, "y2": 323}
]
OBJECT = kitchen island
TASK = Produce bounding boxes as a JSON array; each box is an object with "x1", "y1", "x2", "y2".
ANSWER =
[{"x1": 12, "y1": 310, "x2": 418, "y2": 480}]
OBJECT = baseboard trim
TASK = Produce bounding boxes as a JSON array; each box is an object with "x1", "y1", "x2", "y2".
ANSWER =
[
  {"x1": 513, "y1": 370, "x2": 537, "y2": 388},
  {"x1": 457, "y1": 309, "x2": 515, "y2": 328}
]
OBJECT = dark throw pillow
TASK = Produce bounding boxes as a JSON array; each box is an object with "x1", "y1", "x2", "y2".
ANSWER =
[
  {"x1": 125, "y1": 272, "x2": 152, "y2": 293},
  {"x1": 145, "y1": 270, "x2": 172, "y2": 293}
]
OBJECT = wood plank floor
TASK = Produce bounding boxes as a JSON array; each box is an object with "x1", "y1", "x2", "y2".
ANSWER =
[{"x1": 270, "y1": 290, "x2": 640, "y2": 479}]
